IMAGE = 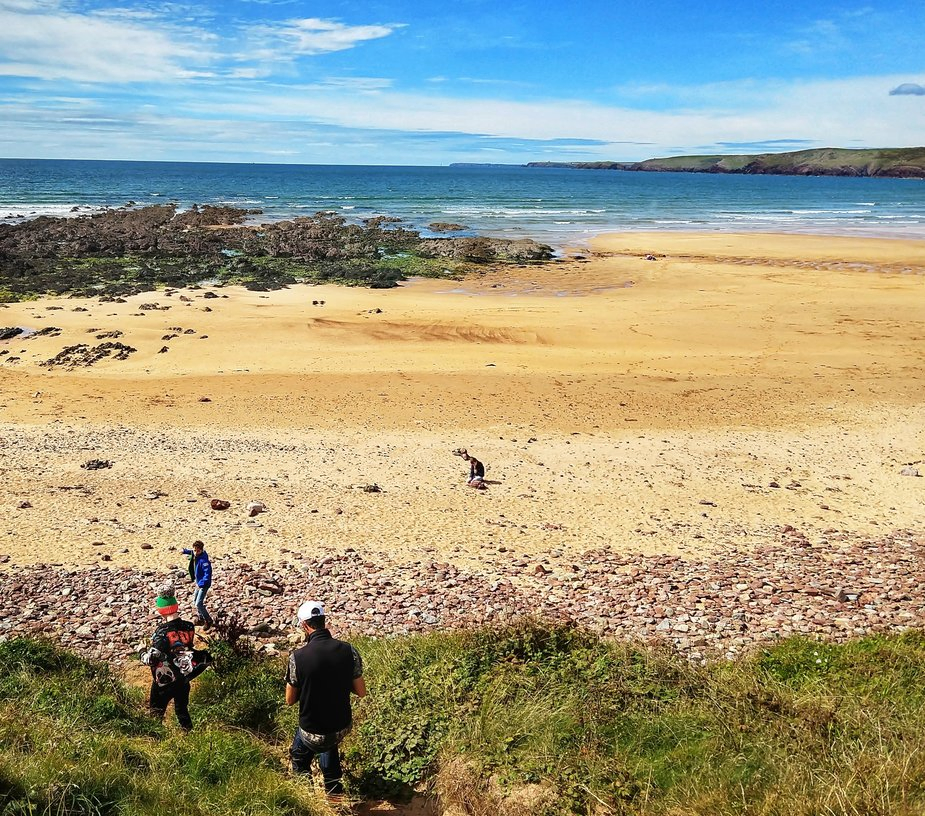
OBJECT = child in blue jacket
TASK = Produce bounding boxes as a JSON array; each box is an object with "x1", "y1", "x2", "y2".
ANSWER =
[{"x1": 182, "y1": 540, "x2": 214, "y2": 630}]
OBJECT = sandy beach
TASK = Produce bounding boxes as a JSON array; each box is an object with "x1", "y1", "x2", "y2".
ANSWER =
[{"x1": 0, "y1": 231, "x2": 922, "y2": 575}]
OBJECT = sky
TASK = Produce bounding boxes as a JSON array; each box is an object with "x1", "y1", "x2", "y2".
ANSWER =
[{"x1": 1, "y1": 0, "x2": 924, "y2": 165}]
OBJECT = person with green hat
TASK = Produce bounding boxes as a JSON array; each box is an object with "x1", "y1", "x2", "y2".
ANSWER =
[{"x1": 141, "y1": 582, "x2": 211, "y2": 731}]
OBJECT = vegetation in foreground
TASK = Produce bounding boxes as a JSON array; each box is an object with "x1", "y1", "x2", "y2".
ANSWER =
[{"x1": 2, "y1": 623, "x2": 924, "y2": 815}]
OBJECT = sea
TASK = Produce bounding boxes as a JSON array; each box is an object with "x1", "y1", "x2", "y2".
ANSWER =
[{"x1": 2, "y1": 158, "x2": 925, "y2": 249}]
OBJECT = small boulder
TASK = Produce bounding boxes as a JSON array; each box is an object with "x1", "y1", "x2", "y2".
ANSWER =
[
  {"x1": 247, "y1": 501, "x2": 267, "y2": 517},
  {"x1": 81, "y1": 459, "x2": 113, "y2": 470}
]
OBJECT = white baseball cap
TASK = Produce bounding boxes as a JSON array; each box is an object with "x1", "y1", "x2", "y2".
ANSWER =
[{"x1": 296, "y1": 600, "x2": 326, "y2": 622}]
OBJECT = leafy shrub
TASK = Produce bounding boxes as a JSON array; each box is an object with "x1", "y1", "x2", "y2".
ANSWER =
[{"x1": 193, "y1": 639, "x2": 286, "y2": 736}]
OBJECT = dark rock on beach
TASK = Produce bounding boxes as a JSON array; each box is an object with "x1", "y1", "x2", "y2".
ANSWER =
[
  {"x1": 419, "y1": 236, "x2": 553, "y2": 264},
  {"x1": 80, "y1": 459, "x2": 112, "y2": 470},
  {"x1": 40, "y1": 342, "x2": 136, "y2": 368},
  {"x1": 428, "y1": 222, "x2": 469, "y2": 232}
]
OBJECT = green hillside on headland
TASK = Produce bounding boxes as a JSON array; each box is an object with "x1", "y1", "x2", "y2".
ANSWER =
[
  {"x1": 525, "y1": 147, "x2": 925, "y2": 178},
  {"x1": 3, "y1": 624, "x2": 925, "y2": 815}
]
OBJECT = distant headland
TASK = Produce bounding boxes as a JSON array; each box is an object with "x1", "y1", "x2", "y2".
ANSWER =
[{"x1": 452, "y1": 147, "x2": 925, "y2": 178}]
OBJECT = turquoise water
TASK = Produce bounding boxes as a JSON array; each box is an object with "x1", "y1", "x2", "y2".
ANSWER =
[{"x1": 2, "y1": 158, "x2": 925, "y2": 247}]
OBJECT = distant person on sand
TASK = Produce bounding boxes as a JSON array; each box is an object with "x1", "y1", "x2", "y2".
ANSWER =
[
  {"x1": 286, "y1": 600, "x2": 366, "y2": 798},
  {"x1": 181, "y1": 540, "x2": 214, "y2": 630},
  {"x1": 141, "y1": 583, "x2": 212, "y2": 731},
  {"x1": 456, "y1": 448, "x2": 486, "y2": 488}
]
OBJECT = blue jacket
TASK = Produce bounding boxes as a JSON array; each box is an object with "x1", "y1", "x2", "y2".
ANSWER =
[{"x1": 182, "y1": 549, "x2": 212, "y2": 588}]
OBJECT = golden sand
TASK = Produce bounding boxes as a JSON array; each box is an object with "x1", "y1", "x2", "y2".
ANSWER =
[{"x1": 0, "y1": 232, "x2": 922, "y2": 570}]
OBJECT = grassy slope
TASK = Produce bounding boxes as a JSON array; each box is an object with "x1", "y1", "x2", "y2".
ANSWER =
[{"x1": 3, "y1": 625, "x2": 925, "y2": 815}]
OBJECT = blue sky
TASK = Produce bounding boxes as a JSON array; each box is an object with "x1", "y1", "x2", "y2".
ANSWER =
[{"x1": 1, "y1": 0, "x2": 923, "y2": 164}]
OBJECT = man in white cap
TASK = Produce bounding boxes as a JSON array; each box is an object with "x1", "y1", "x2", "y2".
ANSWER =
[{"x1": 285, "y1": 600, "x2": 366, "y2": 797}]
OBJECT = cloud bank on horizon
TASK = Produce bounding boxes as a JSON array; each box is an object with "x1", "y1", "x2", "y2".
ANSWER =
[{"x1": 0, "y1": 0, "x2": 923, "y2": 164}]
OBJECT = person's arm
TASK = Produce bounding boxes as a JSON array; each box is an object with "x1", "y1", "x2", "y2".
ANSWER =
[
  {"x1": 350, "y1": 645, "x2": 366, "y2": 697},
  {"x1": 199, "y1": 556, "x2": 212, "y2": 586},
  {"x1": 181, "y1": 548, "x2": 192, "y2": 556},
  {"x1": 285, "y1": 652, "x2": 299, "y2": 705},
  {"x1": 151, "y1": 624, "x2": 170, "y2": 655}
]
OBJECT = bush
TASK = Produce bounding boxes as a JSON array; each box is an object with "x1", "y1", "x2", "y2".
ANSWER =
[{"x1": 193, "y1": 650, "x2": 286, "y2": 736}]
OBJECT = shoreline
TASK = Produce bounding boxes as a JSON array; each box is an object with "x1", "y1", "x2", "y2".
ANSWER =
[{"x1": 6, "y1": 207, "x2": 925, "y2": 247}]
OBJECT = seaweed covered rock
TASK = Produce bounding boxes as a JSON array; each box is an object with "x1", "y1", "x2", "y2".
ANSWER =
[
  {"x1": 0, "y1": 205, "x2": 552, "y2": 296},
  {"x1": 418, "y1": 236, "x2": 553, "y2": 263},
  {"x1": 40, "y1": 341, "x2": 137, "y2": 368}
]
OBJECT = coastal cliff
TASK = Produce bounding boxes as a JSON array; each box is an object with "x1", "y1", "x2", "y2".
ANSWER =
[{"x1": 523, "y1": 146, "x2": 925, "y2": 178}]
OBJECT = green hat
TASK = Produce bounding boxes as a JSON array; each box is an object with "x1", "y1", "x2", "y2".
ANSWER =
[{"x1": 155, "y1": 583, "x2": 179, "y2": 616}]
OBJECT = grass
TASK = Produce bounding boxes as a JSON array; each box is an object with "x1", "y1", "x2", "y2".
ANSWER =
[{"x1": 2, "y1": 624, "x2": 925, "y2": 814}]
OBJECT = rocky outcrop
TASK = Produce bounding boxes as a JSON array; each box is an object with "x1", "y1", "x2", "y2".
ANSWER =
[
  {"x1": 428, "y1": 222, "x2": 469, "y2": 232},
  {"x1": 0, "y1": 206, "x2": 551, "y2": 297},
  {"x1": 0, "y1": 206, "x2": 411, "y2": 264},
  {"x1": 419, "y1": 237, "x2": 553, "y2": 263}
]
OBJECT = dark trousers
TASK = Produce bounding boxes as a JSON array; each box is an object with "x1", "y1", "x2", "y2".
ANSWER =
[
  {"x1": 150, "y1": 679, "x2": 192, "y2": 731},
  {"x1": 290, "y1": 728, "x2": 346, "y2": 794}
]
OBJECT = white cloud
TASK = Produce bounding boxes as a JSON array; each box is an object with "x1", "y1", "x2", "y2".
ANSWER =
[
  {"x1": 311, "y1": 76, "x2": 394, "y2": 91},
  {"x1": 787, "y1": 18, "x2": 851, "y2": 56},
  {"x1": 0, "y1": 0, "x2": 59, "y2": 10},
  {"x1": 194, "y1": 74, "x2": 925, "y2": 159},
  {"x1": 250, "y1": 17, "x2": 401, "y2": 56},
  {"x1": 0, "y1": 2, "x2": 405, "y2": 84},
  {"x1": 0, "y1": 1, "x2": 212, "y2": 81}
]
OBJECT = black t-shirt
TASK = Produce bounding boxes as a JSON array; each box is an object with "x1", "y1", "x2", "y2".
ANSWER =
[
  {"x1": 470, "y1": 459, "x2": 485, "y2": 478},
  {"x1": 286, "y1": 629, "x2": 363, "y2": 735},
  {"x1": 149, "y1": 618, "x2": 196, "y2": 686}
]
